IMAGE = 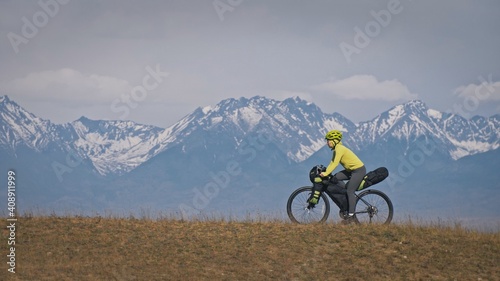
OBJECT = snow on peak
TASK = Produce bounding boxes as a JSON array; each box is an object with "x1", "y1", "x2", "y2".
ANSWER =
[
  {"x1": 404, "y1": 99, "x2": 427, "y2": 108},
  {"x1": 0, "y1": 95, "x2": 14, "y2": 105},
  {"x1": 237, "y1": 106, "x2": 262, "y2": 130},
  {"x1": 1, "y1": 96, "x2": 498, "y2": 176},
  {"x1": 427, "y1": 109, "x2": 442, "y2": 119},
  {"x1": 202, "y1": 106, "x2": 212, "y2": 114}
]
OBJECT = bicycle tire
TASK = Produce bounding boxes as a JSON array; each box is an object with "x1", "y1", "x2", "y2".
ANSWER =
[
  {"x1": 354, "y1": 189, "x2": 393, "y2": 224},
  {"x1": 287, "y1": 186, "x2": 330, "y2": 224}
]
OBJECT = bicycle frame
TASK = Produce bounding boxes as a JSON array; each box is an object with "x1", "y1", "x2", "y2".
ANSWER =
[
  {"x1": 287, "y1": 178, "x2": 393, "y2": 224},
  {"x1": 325, "y1": 189, "x2": 370, "y2": 217}
]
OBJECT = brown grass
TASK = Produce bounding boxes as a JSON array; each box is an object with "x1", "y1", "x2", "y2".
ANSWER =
[{"x1": 2, "y1": 216, "x2": 499, "y2": 281}]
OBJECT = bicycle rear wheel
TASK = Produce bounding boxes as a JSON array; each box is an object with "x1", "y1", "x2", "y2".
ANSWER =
[
  {"x1": 287, "y1": 186, "x2": 330, "y2": 224},
  {"x1": 354, "y1": 189, "x2": 393, "y2": 224}
]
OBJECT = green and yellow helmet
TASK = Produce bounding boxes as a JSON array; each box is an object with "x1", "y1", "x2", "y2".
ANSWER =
[{"x1": 325, "y1": 130, "x2": 343, "y2": 141}]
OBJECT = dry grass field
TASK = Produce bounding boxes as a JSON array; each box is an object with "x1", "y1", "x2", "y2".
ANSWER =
[{"x1": 2, "y1": 215, "x2": 499, "y2": 280}]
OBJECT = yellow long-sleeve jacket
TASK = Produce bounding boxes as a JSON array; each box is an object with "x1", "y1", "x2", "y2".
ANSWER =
[{"x1": 324, "y1": 142, "x2": 364, "y2": 175}]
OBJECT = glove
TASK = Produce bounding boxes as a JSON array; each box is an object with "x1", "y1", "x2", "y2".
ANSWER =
[{"x1": 309, "y1": 191, "x2": 321, "y2": 205}]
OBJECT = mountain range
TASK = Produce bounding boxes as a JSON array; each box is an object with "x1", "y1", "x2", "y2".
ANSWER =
[{"x1": 0, "y1": 95, "x2": 499, "y2": 227}]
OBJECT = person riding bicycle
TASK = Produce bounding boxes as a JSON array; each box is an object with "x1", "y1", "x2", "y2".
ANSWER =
[{"x1": 309, "y1": 130, "x2": 366, "y2": 224}]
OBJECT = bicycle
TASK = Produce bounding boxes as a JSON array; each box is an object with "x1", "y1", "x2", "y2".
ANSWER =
[{"x1": 286, "y1": 168, "x2": 394, "y2": 224}]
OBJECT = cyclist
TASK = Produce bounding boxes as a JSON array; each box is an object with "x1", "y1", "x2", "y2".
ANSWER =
[{"x1": 309, "y1": 130, "x2": 366, "y2": 224}]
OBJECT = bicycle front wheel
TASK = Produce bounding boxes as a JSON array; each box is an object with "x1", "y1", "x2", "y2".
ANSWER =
[
  {"x1": 354, "y1": 189, "x2": 393, "y2": 224},
  {"x1": 287, "y1": 186, "x2": 330, "y2": 224}
]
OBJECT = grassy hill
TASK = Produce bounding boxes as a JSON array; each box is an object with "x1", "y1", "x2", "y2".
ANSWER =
[{"x1": 2, "y1": 216, "x2": 499, "y2": 280}]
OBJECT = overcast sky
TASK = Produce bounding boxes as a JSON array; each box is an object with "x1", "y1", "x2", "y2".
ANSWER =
[{"x1": 1, "y1": 0, "x2": 499, "y2": 128}]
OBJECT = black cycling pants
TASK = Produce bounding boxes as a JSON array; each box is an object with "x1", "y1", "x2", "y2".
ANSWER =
[{"x1": 334, "y1": 166, "x2": 366, "y2": 214}]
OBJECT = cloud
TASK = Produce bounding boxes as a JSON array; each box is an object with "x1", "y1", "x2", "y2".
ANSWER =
[
  {"x1": 454, "y1": 78, "x2": 500, "y2": 102},
  {"x1": 312, "y1": 75, "x2": 417, "y2": 101},
  {"x1": 2, "y1": 68, "x2": 131, "y2": 104}
]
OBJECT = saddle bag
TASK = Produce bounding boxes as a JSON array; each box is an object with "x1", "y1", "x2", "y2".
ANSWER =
[{"x1": 358, "y1": 167, "x2": 389, "y2": 191}]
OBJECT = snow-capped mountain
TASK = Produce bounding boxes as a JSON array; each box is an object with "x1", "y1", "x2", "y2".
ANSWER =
[
  {"x1": 1, "y1": 95, "x2": 498, "y2": 176},
  {"x1": 349, "y1": 100, "x2": 499, "y2": 159},
  {"x1": 1, "y1": 95, "x2": 499, "y2": 221},
  {"x1": 0, "y1": 95, "x2": 60, "y2": 151},
  {"x1": 435, "y1": 112, "x2": 499, "y2": 159},
  {"x1": 0, "y1": 96, "x2": 175, "y2": 175},
  {"x1": 172, "y1": 96, "x2": 355, "y2": 162},
  {"x1": 0, "y1": 95, "x2": 354, "y2": 175},
  {"x1": 69, "y1": 117, "x2": 174, "y2": 175}
]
